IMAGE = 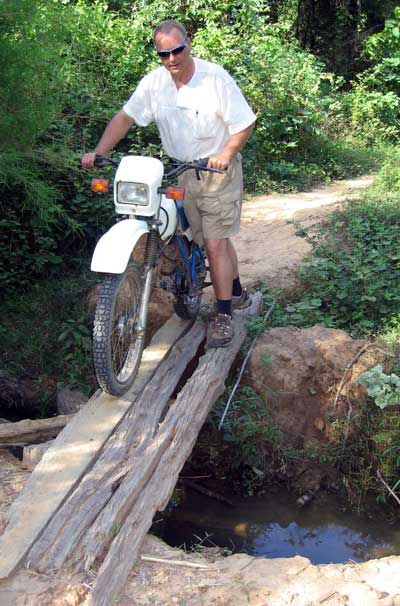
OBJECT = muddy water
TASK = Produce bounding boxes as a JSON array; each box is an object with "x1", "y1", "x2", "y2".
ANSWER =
[{"x1": 159, "y1": 489, "x2": 400, "y2": 564}]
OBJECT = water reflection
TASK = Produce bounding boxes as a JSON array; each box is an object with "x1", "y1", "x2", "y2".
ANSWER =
[{"x1": 159, "y1": 489, "x2": 400, "y2": 564}]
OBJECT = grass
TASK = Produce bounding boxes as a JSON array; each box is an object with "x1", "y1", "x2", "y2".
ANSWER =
[{"x1": 0, "y1": 258, "x2": 99, "y2": 415}]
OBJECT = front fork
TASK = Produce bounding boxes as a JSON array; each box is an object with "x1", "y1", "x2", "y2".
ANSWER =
[{"x1": 137, "y1": 222, "x2": 160, "y2": 337}]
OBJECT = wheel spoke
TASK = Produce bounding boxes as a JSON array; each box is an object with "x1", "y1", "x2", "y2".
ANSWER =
[{"x1": 93, "y1": 263, "x2": 145, "y2": 395}]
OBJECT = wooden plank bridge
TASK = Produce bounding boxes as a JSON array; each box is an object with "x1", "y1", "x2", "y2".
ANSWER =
[{"x1": 0, "y1": 294, "x2": 261, "y2": 606}]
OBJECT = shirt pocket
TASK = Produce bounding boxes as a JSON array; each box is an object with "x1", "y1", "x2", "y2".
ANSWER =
[{"x1": 191, "y1": 108, "x2": 216, "y2": 140}]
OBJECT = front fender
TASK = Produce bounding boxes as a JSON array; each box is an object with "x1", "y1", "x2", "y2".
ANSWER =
[{"x1": 91, "y1": 219, "x2": 148, "y2": 274}]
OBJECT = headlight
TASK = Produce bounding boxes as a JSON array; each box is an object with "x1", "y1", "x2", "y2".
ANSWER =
[{"x1": 117, "y1": 182, "x2": 149, "y2": 206}]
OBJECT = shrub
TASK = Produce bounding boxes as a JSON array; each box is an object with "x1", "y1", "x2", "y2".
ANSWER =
[
  {"x1": 283, "y1": 154, "x2": 400, "y2": 335},
  {"x1": 343, "y1": 7, "x2": 400, "y2": 144}
]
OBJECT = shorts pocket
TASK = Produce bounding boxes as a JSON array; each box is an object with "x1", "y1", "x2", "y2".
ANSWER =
[{"x1": 219, "y1": 195, "x2": 241, "y2": 228}]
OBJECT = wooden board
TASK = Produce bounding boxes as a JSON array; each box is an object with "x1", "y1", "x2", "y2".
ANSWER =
[
  {"x1": 91, "y1": 294, "x2": 262, "y2": 606},
  {"x1": 26, "y1": 319, "x2": 207, "y2": 573},
  {"x1": 0, "y1": 314, "x2": 191, "y2": 579}
]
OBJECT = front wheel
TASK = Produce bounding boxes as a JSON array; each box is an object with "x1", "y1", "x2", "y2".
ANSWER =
[{"x1": 93, "y1": 263, "x2": 145, "y2": 396}]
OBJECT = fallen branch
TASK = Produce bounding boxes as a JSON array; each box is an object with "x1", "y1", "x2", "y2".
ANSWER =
[
  {"x1": 218, "y1": 300, "x2": 276, "y2": 429},
  {"x1": 181, "y1": 479, "x2": 233, "y2": 506},
  {"x1": 377, "y1": 469, "x2": 400, "y2": 506},
  {"x1": 140, "y1": 556, "x2": 211, "y2": 569},
  {"x1": 333, "y1": 343, "x2": 372, "y2": 409}
]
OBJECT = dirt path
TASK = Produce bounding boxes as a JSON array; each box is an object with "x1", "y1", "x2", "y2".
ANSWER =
[
  {"x1": 234, "y1": 175, "x2": 373, "y2": 291},
  {"x1": 4, "y1": 175, "x2": 397, "y2": 606}
]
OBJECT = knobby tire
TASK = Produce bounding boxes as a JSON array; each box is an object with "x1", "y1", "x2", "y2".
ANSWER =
[{"x1": 93, "y1": 263, "x2": 145, "y2": 396}]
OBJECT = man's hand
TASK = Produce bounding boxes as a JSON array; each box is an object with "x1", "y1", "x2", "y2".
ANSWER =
[
  {"x1": 208, "y1": 123, "x2": 255, "y2": 171},
  {"x1": 81, "y1": 152, "x2": 98, "y2": 169},
  {"x1": 207, "y1": 153, "x2": 231, "y2": 171}
]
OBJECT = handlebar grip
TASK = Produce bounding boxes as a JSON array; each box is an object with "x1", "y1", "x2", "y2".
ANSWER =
[
  {"x1": 94, "y1": 154, "x2": 110, "y2": 168},
  {"x1": 195, "y1": 158, "x2": 224, "y2": 173}
]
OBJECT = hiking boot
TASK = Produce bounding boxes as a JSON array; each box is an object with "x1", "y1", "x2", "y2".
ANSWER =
[
  {"x1": 208, "y1": 288, "x2": 252, "y2": 319},
  {"x1": 207, "y1": 313, "x2": 234, "y2": 348},
  {"x1": 232, "y1": 287, "x2": 252, "y2": 311}
]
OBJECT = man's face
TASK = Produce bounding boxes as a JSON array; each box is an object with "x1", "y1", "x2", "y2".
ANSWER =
[{"x1": 155, "y1": 28, "x2": 192, "y2": 79}]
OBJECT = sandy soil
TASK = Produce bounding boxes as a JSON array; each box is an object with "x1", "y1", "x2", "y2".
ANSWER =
[{"x1": 233, "y1": 176, "x2": 373, "y2": 291}]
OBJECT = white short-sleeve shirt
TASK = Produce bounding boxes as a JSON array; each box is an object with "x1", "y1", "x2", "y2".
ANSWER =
[{"x1": 123, "y1": 57, "x2": 256, "y2": 162}]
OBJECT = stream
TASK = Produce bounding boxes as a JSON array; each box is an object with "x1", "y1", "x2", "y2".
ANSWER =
[{"x1": 158, "y1": 488, "x2": 400, "y2": 564}]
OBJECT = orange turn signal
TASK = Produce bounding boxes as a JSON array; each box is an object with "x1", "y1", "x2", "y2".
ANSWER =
[
  {"x1": 166, "y1": 185, "x2": 185, "y2": 200},
  {"x1": 91, "y1": 178, "x2": 109, "y2": 193}
]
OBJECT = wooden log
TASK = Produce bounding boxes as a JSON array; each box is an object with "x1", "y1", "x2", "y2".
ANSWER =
[
  {"x1": 26, "y1": 319, "x2": 206, "y2": 573},
  {"x1": 90, "y1": 294, "x2": 261, "y2": 606},
  {"x1": 0, "y1": 416, "x2": 73, "y2": 447},
  {"x1": 0, "y1": 314, "x2": 191, "y2": 579}
]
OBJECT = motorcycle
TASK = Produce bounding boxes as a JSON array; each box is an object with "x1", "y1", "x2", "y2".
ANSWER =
[{"x1": 89, "y1": 154, "x2": 221, "y2": 396}]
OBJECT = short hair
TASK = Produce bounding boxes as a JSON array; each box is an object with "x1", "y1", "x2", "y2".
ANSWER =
[{"x1": 153, "y1": 20, "x2": 188, "y2": 45}]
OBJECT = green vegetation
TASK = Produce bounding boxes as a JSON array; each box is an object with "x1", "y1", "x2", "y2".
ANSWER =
[
  {"x1": 1, "y1": 0, "x2": 400, "y2": 508},
  {"x1": 0, "y1": 263, "x2": 97, "y2": 414},
  {"x1": 1, "y1": 0, "x2": 399, "y2": 293},
  {"x1": 211, "y1": 150, "x2": 400, "y2": 506},
  {"x1": 359, "y1": 366, "x2": 400, "y2": 410},
  {"x1": 273, "y1": 151, "x2": 400, "y2": 340}
]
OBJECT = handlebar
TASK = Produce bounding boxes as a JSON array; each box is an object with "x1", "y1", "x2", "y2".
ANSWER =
[
  {"x1": 92, "y1": 154, "x2": 224, "y2": 179},
  {"x1": 165, "y1": 157, "x2": 224, "y2": 179},
  {"x1": 93, "y1": 155, "x2": 119, "y2": 168}
]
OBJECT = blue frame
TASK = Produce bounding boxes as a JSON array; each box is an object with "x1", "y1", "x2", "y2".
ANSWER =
[{"x1": 176, "y1": 236, "x2": 205, "y2": 287}]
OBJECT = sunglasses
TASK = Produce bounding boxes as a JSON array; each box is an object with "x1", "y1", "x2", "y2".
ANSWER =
[{"x1": 156, "y1": 38, "x2": 188, "y2": 59}]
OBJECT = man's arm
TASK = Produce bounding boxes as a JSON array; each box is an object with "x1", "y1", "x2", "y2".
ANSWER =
[
  {"x1": 81, "y1": 110, "x2": 135, "y2": 168},
  {"x1": 208, "y1": 122, "x2": 255, "y2": 170}
]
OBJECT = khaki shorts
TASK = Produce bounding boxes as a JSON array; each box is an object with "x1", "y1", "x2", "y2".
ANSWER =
[{"x1": 179, "y1": 153, "x2": 243, "y2": 245}]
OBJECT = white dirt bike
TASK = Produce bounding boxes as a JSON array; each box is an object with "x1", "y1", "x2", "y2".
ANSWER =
[{"x1": 89, "y1": 154, "x2": 221, "y2": 396}]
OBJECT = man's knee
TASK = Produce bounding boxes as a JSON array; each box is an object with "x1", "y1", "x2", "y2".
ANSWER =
[{"x1": 204, "y1": 238, "x2": 229, "y2": 260}]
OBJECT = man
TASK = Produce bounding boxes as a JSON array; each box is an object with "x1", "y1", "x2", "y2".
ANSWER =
[{"x1": 82, "y1": 19, "x2": 256, "y2": 348}]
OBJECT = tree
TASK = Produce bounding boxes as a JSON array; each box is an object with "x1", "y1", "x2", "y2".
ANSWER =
[{"x1": 293, "y1": 0, "x2": 398, "y2": 78}]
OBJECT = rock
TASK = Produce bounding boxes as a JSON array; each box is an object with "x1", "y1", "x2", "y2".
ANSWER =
[
  {"x1": 0, "y1": 369, "x2": 24, "y2": 409},
  {"x1": 247, "y1": 326, "x2": 376, "y2": 446},
  {"x1": 0, "y1": 369, "x2": 57, "y2": 414},
  {"x1": 23, "y1": 440, "x2": 53, "y2": 471},
  {"x1": 296, "y1": 493, "x2": 313, "y2": 507},
  {"x1": 56, "y1": 386, "x2": 87, "y2": 415}
]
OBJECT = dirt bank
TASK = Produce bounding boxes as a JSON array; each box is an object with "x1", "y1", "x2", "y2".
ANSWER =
[{"x1": 2, "y1": 533, "x2": 399, "y2": 606}]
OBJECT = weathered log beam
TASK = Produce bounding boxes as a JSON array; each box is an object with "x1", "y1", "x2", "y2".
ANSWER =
[
  {"x1": 0, "y1": 416, "x2": 73, "y2": 447},
  {"x1": 90, "y1": 294, "x2": 261, "y2": 606},
  {"x1": 26, "y1": 319, "x2": 207, "y2": 573},
  {"x1": 0, "y1": 314, "x2": 191, "y2": 580}
]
